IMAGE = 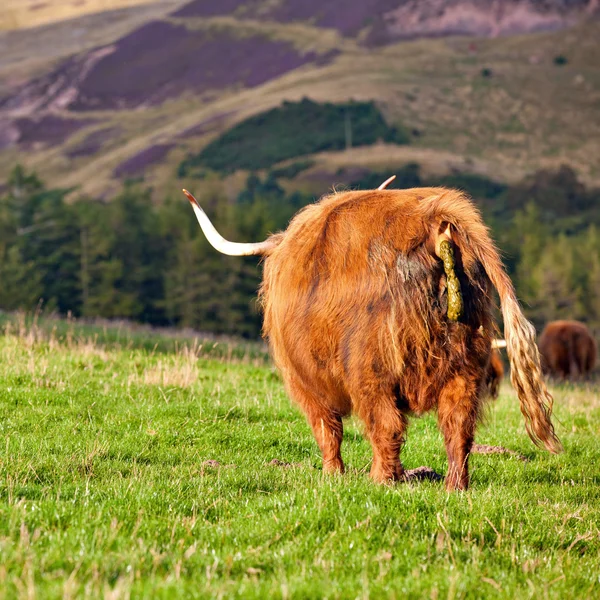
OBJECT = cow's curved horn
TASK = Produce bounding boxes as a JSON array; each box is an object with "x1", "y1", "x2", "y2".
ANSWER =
[
  {"x1": 378, "y1": 175, "x2": 396, "y2": 190},
  {"x1": 491, "y1": 338, "x2": 507, "y2": 349},
  {"x1": 183, "y1": 189, "x2": 275, "y2": 256}
]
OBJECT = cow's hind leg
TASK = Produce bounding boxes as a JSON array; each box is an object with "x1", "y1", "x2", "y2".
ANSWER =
[
  {"x1": 287, "y1": 375, "x2": 345, "y2": 474},
  {"x1": 356, "y1": 393, "x2": 407, "y2": 483},
  {"x1": 437, "y1": 375, "x2": 480, "y2": 491}
]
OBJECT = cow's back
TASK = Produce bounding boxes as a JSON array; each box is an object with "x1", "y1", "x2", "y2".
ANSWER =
[{"x1": 261, "y1": 189, "x2": 430, "y2": 408}]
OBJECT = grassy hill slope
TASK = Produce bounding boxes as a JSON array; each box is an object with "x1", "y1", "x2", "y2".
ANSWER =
[
  {"x1": 0, "y1": 0, "x2": 165, "y2": 31},
  {"x1": 0, "y1": 2, "x2": 598, "y2": 200}
]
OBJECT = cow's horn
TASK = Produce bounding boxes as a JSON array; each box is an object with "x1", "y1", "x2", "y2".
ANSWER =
[
  {"x1": 378, "y1": 175, "x2": 396, "y2": 190},
  {"x1": 491, "y1": 339, "x2": 507, "y2": 349},
  {"x1": 183, "y1": 189, "x2": 275, "y2": 256}
]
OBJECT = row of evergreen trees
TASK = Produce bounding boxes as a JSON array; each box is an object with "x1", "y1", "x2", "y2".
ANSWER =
[
  {"x1": 0, "y1": 167, "x2": 305, "y2": 337},
  {"x1": 505, "y1": 204, "x2": 600, "y2": 332},
  {"x1": 1, "y1": 164, "x2": 599, "y2": 338}
]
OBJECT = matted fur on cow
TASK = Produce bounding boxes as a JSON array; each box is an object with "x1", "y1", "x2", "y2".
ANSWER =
[{"x1": 184, "y1": 185, "x2": 561, "y2": 491}]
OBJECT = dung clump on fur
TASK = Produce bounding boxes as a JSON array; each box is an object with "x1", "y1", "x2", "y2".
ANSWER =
[{"x1": 439, "y1": 239, "x2": 464, "y2": 321}]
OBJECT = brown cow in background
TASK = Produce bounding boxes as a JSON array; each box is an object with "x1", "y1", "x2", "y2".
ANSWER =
[
  {"x1": 183, "y1": 183, "x2": 561, "y2": 491},
  {"x1": 539, "y1": 320, "x2": 597, "y2": 380}
]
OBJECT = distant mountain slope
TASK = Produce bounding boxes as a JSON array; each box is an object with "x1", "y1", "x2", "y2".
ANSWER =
[
  {"x1": 0, "y1": 1, "x2": 187, "y2": 91},
  {"x1": 0, "y1": 21, "x2": 335, "y2": 113},
  {"x1": 0, "y1": 0, "x2": 163, "y2": 31},
  {"x1": 175, "y1": 0, "x2": 598, "y2": 40},
  {"x1": 0, "y1": 0, "x2": 598, "y2": 199}
]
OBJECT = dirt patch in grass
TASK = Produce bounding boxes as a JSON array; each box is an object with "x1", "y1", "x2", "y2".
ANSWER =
[
  {"x1": 268, "y1": 458, "x2": 304, "y2": 468},
  {"x1": 472, "y1": 444, "x2": 529, "y2": 461},
  {"x1": 404, "y1": 466, "x2": 444, "y2": 482}
]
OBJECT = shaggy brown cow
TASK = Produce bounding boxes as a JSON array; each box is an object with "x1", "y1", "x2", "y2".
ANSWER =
[
  {"x1": 539, "y1": 320, "x2": 597, "y2": 380},
  {"x1": 183, "y1": 184, "x2": 561, "y2": 490}
]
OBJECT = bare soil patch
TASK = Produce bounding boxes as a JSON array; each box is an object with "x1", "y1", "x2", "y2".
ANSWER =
[
  {"x1": 472, "y1": 443, "x2": 529, "y2": 461},
  {"x1": 403, "y1": 466, "x2": 444, "y2": 482}
]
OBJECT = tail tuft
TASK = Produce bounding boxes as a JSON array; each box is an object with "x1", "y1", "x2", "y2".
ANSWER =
[{"x1": 503, "y1": 297, "x2": 562, "y2": 453}]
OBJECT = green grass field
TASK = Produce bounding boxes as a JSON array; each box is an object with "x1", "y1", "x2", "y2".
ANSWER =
[{"x1": 1, "y1": 319, "x2": 599, "y2": 598}]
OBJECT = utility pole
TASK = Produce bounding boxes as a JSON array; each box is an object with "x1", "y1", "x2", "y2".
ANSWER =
[
  {"x1": 345, "y1": 109, "x2": 352, "y2": 150},
  {"x1": 80, "y1": 226, "x2": 89, "y2": 312}
]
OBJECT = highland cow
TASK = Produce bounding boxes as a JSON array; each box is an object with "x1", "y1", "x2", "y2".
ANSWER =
[
  {"x1": 539, "y1": 320, "x2": 597, "y2": 380},
  {"x1": 183, "y1": 183, "x2": 561, "y2": 490}
]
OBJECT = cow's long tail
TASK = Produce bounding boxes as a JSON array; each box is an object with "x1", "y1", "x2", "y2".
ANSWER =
[{"x1": 417, "y1": 191, "x2": 562, "y2": 453}]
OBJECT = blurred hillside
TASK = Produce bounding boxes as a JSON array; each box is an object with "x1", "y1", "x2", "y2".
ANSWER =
[
  {"x1": 0, "y1": 0, "x2": 599, "y2": 200},
  {"x1": 0, "y1": 0, "x2": 166, "y2": 31}
]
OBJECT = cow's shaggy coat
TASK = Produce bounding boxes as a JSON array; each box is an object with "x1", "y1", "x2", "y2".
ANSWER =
[
  {"x1": 186, "y1": 186, "x2": 561, "y2": 490},
  {"x1": 539, "y1": 320, "x2": 597, "y2": 380}
]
